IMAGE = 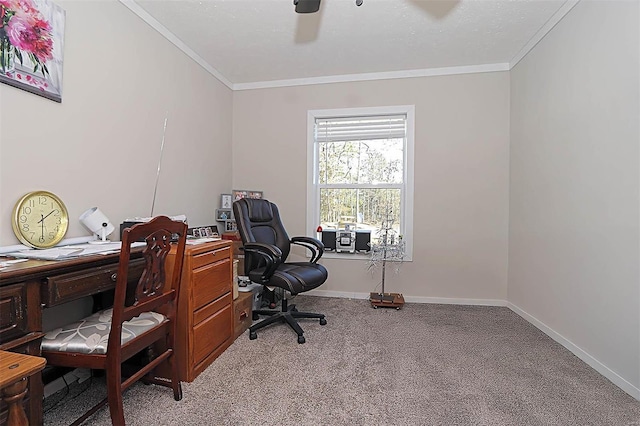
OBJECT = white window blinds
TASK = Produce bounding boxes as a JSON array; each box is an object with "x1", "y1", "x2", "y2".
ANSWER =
[{"x1": 315, "y1": 115, "x2": 407, "y2": 142}]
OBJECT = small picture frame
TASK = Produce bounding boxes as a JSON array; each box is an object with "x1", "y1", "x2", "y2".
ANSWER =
[
  {"x1": 207, "y1": 225, "x2": 219, "y2": 237},
  {"x1": 225, "y1": 221, "x2": 237, "y2": 232},
  {"x1": 221, "y1": 194, "x2": 232, "y2": 209},
  {"x1": 216, "y1": 209, "x2": 232, "y2": 221},
  {"x1": 233, "y1": 190, "x2": 248, "y2": 201},
  {"x1": 193, "y1": 228, "x2": 201, "y2": 238}
]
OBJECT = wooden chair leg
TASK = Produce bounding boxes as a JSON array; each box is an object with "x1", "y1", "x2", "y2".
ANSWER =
[
  {"x1": 171, "y1": 364, "x2": 182, "y2": 402},
  {"x1": 106, "y1": 365, "x2": 125, "y2": 425},
  {"x1": 167, "y1": 346, "x2": 182, "y2": 401},
  {"x1": 164, "y1": 331, "x2": 182, "y2": 401}
]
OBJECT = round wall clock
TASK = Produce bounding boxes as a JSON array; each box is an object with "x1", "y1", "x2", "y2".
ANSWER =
[{"x1": 12, "y1": 190, "x2": 69, "y2": 249}]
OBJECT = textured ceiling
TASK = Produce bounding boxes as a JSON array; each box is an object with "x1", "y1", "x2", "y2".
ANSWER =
[{"x1": 128, "y1": 0, "x2": 575, "y2": 88}]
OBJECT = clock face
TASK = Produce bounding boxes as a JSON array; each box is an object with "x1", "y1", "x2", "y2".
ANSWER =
[{"x1": 12, "y1": 191, "x2": 69, "y2": 249}]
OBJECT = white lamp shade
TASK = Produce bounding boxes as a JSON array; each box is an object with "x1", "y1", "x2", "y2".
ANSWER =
[{"x1": 79, "y1": 207, "x2": 115, "y2": 239}]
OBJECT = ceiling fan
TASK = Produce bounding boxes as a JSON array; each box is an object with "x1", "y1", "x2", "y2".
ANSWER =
[{"x1": 294, "y1": 0, "x2": 362, "y2": 14}]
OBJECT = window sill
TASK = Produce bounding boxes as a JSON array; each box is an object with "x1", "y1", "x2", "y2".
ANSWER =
[{"x1": 320, "y1": 251, "x2": 412, "y2": 262}]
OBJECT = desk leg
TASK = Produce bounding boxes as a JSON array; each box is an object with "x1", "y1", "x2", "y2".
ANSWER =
[{"x1": 2, "y1": 378, "x2": 29, "y2": 426}]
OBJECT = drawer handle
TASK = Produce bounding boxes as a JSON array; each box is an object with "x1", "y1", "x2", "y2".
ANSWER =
[
  {"x1": 111, "y1": 273, "x2": 117, "y2": 282},
  {"x1": 239, "y1": 311, "x2": 247, "y2": 320}
]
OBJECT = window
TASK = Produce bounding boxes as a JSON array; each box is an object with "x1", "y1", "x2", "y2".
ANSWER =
[{"x1": 307, "y1": 106, "x2": 414, "y2": 259}]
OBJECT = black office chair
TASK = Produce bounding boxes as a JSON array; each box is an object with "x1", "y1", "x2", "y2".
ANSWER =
[{"x1": 233, "y1": 198, "x2": 327, "y2": 344}]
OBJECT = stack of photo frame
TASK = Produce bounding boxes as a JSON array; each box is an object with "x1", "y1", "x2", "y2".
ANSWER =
[{"x1": 217, "y1": 191, "x2": 264, "y2": 232}]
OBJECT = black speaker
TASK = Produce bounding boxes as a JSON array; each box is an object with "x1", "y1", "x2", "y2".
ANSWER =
[
  {"x1": 321, "y1": 230, "x2": 336, "y2": 250},
  {"x1": 355, "y1": 230, "x2": 371, "y2": 252},
  {"x1": 120, "y1": 221, "x2": 144, "y2": 240}
]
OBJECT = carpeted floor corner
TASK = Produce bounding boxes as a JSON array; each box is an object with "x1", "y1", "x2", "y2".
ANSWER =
[{"x1": 43, "y1": 296, "x2": 640, "y2": 425}]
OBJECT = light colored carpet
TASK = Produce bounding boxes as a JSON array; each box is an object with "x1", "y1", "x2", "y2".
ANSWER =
[{"x1": 43, "y1": 296, "x2": 640, "y2": 425}]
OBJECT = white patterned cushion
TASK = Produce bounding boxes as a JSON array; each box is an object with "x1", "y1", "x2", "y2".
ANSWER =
[{"x1": 42, "y1": 308, "x2": 166, "y2": 355}]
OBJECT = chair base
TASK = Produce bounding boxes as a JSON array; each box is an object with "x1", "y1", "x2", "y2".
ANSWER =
[{"x1": 249, "y1": 298, "x2": 326, "y2": 344}]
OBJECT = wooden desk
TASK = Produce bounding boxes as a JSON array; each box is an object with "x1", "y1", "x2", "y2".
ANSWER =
[
  {"x1": 0, "y1": 241, "x2": 236, "y2": 423},
  {"x1": 0, "y1": 250, "x2": 143, "y2": 425},
  {"x1": 0, "y1": 351, "x2": 46, "y2": 426}
]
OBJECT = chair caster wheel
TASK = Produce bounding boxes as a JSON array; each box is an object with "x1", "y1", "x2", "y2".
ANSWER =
[
  {"x1": 373, "y1": 305, "x2": 378, "y2": 309},
  {"x1": 298, "y1": 335, "x2": 305, "y2": 344},
  {"x1": 249, "y1": 331, "x2": 257, "y2": 340},
  {"x1": 319, "y1": 318, "x2": 327, "y2": 326},
  {"x1": 252, "y1": 312, "x2": 259, "y2": 321}
]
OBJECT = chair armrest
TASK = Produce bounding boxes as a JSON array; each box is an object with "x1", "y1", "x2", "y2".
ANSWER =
[
  {"x1": 290, "y1": 236, "x2": 324, "y2": 263},
  {"x1": 241, "y1": 242, "x2": 282, "y2": 283}
]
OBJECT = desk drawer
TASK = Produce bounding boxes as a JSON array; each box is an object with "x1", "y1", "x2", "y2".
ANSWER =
[
  {"x1": 233, "y1": 291, "x2": 253, "y2": 339},
  {"x1": 192, "y1": 294, "x2": 232, "y2": 366},
  {"x1": 43, "y1": 259, "x2": 145, "y2": 307},
  {"x1": 192, "y1": 247, "x2": 230, "y2": 270},
  {"x1": 193, "y1": 292, "x2": 228, "y2": 326},
  {"x1": 192, "y1": 259, "x2": 231, "y2": 310},
  {"x1": 0, "y1": 283, "x2": 27, "y2": 342}
]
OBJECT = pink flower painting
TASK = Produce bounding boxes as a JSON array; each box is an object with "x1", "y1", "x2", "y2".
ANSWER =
[{"x1": 0, "y1": 0, "x2": 64, "y2": 102}]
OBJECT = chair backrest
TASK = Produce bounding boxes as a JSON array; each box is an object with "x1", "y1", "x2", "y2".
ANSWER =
[
  {"x1": 233, "y1": 198, "x2": 291, "y2": 269},
  {"x1": 108, "y1": 216, "x2": 187, "y2": 353}
]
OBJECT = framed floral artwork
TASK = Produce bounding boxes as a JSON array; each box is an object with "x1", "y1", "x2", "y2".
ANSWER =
[
  {"x1": 233, "y1": 190, "x2": 248, "y2": 201},
  {"x1": 233, "y1": 189, "x2": 263, "y2": 201},
  {"x1": 0, "y1": 0, "x2": 66, "y2": 103}
]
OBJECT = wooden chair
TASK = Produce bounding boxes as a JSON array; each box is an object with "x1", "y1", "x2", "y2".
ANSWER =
[{"x1": 41, "y1": 216, "x2": 187, "y2": 425}]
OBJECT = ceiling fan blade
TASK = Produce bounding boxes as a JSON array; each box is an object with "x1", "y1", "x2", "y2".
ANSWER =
[
  {"x1": 295, "y1": 10, "x2": 323, "y2": 43},
  {"x1": 295, "y1": 0, "x2": 321, "y2": 14},
  {"x1": 408, "y1": 0, "x2": 459, "y2": 19}
]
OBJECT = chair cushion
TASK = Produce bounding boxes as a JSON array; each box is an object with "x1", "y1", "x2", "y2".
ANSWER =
[
  {"x1": 249, "y1": 262, "x2": 328, "y2": 295},
  {"x1": 246, "y1": 199, "x2": 274, "y2": 222},
  {"x1": 41, "y1": 308, "x2": 166, "y2": 355}
]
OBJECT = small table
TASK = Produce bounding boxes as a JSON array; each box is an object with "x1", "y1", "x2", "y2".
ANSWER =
[{"x1": 0, "y1": 351, "x2": 46, "y2": 426}]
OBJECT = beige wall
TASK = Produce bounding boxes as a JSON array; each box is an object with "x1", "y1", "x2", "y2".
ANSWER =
[
  {"x1": 232, "y1": 73, "x2": 510, "y2": 301},
  {"x1": 509, "y1": 0, "x2": 639, "y2": 393},
  {"x1": 0, "y1": 0, "x2": 233, "y2": 246}
]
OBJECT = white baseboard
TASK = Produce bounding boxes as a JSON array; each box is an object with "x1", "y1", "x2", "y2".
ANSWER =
[
  {"x1": 402, "y1": 295, "x2": 507, "y2": 306},
  {"x1": 44, "y1": 377, "x2": 67, "y2": 399},
  {"x1": 44, "y1": 368, "x2": 91, "y2": 398},
  {"x1": 508, "y1": 302, "x2": 640, "y2": 401},
  {"x1": 304, "y1": 290, "x2": 639, "y2": 400},
  {"x1": 305, "y1": 289, "x2": 370, "y2": 300},
  {"x1": 305, "y1": 289, "x2": 506, "y2": 306}
]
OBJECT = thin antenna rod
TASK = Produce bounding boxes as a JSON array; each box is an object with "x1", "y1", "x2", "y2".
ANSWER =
[{"x1": 151, "y1": 113, "x2": 168, "y2": 217}]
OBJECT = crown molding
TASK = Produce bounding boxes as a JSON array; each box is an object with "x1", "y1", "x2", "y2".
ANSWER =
[
  {"x1": 509, "y1": 0, "x2": 581, "y2": 69},
  {"x1": 232, "y1": 63, "x2": 510, "y2": 91},
  {"x1": 118, "y1": 0, "x2": 234, "y2": 90}
]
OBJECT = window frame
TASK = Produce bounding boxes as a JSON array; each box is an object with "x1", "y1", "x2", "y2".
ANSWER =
[{"x1": 307, "y1": 105, "x2": 415, "y2": 261}]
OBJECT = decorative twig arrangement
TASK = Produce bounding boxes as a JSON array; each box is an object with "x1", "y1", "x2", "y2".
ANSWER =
[{"x1": 367, "y1": 209, "x2": 405, "y2": 295}]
